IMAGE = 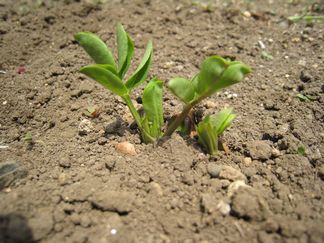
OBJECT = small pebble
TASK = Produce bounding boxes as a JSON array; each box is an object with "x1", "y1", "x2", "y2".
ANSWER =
[
  {"x1": 271, "y1": 148, "x2": 281, "y2": 158},
  {"x1": 207, "y1": 164, "x2": 222, "y2": 178},
  {"x1": 78, "y1": 119, "x2": 93, "y2": 136},
  {"x1": 243, "y1": 11, "x2": 251, "y2": 18},
  {"x1": 116, "y1": 142, "x2": 137, "y2": 156},
  {"x1": 58, "y1": 173, "x2": 69, "y2": 186},
  {"x1": 217, "y1": 200, "x2": 231, "y2": 216},
  {"x1": 243, "y1": 157, "x2": 252, "y2": 166},
  {"x1": 97, "y1": 137, "x2": 107, "y2": 145}
]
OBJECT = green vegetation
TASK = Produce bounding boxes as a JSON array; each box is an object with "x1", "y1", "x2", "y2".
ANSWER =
[
  {"x1": 75, "y1": 24, "x2": 251, "y2": 154},
  {"x1": 196, "y1": 108, "x2": 236, "y2": 155}
]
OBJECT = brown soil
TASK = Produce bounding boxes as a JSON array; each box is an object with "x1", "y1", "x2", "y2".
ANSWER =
[{"x1": 0, "y1": 0, "x2": 323, "y2": 242}]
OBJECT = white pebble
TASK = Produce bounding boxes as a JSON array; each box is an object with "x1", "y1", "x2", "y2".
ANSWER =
[
  {"x1": 258, "y1": 40, "x2": 266, "y2": 49},
  {"x1": 111, "y1": 229, "x2": 117, "y2": 235}
]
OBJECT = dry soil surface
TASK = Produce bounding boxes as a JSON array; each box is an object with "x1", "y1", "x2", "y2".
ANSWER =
[{"x1": 0, "y1": 0, "x2": 323, "y2": 242}]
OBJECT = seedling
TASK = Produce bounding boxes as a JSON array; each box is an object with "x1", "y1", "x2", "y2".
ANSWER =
[
  {"x1": 297, "y1": 146, "x2": 306, "y2": 156},
  {"x1": 288, "y1": 15, "x2": 324, "y2": 23},
  {"x1": 23, "y1": 132, "x2": 33, "y2": 143},
  {"x1": 296, "y1": 93, "x2": 317, "y2": 102},
  {"x1": 75, "y1": 23, "x2": 163, "y2": 143},
  {"x1": 196, "y1": 108, "x2": 236, "y2": 155},
  {"x1": 75, "y1": 24, "x2": 251, "y2": 152},
  {"x1": 83, "y1": 105, "x2": 100, "y2": 118},
  {"x1": 164, "y1": 55, "x2": 251, "y2": 138},
  {"x1": 261, "y1": 51, "x2": 273, "y2": 61}
]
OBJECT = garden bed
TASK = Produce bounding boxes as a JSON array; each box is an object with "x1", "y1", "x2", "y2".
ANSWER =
[{"x1": 0, "y1": 0, "x2": 323, "y2": 242}]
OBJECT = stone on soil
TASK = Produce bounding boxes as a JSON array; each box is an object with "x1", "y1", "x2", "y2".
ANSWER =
[
  {"x1": 219, "y1": 165, "x2": 246, "y2": 182},
  {"x1": 0, "y1": 161, "x2": 28, "y2": 189},
  {"x1": 115, "y1": 142, "x2": 137, "y2": 156},
  {"x1": 78, "y1": 119, "x2": 93, "y2": 136},
  {"x1": 207, "y1": 163, "x2": 221, "y2": 178}
]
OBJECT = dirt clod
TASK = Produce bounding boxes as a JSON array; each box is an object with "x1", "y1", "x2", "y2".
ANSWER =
[
  {"x1": 246, "y1": 141, "x2": 272, "y2": 161},
  {"x1": 231, "y1": 187, "x2": 270, "y2": 221},
  {"x1": 90, "y1": 191, "x2": 135, "y2": 214}
]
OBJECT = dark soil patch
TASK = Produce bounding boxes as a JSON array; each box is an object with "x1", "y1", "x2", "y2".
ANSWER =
[{"x1": 0, "y1": 0, "x2": 323, "y2": 242}]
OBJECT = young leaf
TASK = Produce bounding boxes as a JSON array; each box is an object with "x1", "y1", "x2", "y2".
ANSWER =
[
  {"x1": 75, "y1": 32, "x2": 116, "y2": 68},
  {"x1": 209, "y1": 108, "x2": 236, "y2": 135},
  {"x1": 168, "y1": 77, "x2": 195, "y2": 104},
  {"x1": 297, "y1": 146, "x2": 306, "y2": 156},
  {"x1": 116, "y1": 23, "x2": 134, "y2": 78},
  {"x1": 197, "y1": 120, "x2": 218, "y2": 155},
  {"x1": 126, "y1": 41, "x2": 153, "y2": 90},
  {"x1": 196, "y1": 108, "x2": 236, "y2": 155},
  {"x1": 142, "y1": 78, "x2": 164, "y2": 138},
  {"x1": 80, "y1": 64, "x2": 127, "y2": 96},
  {"x1": 194, "y1": 56, "x2": 228, "y2": 95},
  {"x1": 209, "y1": 63, "x2": 251, "y2": 94}
]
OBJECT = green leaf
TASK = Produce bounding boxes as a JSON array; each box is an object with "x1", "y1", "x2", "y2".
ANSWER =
[
  {"x1": 168, "y1": 77, "x2": 195, "y2": 104},
  {"x1": 194, "y1": 56, "x2": 228, "y2": 95},
  {"x1": 75, "y1": 32, "x2": 116, "y2": 68},
  {"x1": 126, "y1": 40, "x2": 153, "y2": 90},
  {"x1": 297, "y1": 146, "x2": 305, "y2": 156},
  {"x1": 296, "y1": 94, "x2": 317, "y2": 102},
  {"x1": 80, "y1": 64, "x2": 127, "y2": 96},
  {"x1": 261, "y1": 51, "x2": 273, "y2": 61},
  {"x1": 207, "y1": 62, "x2": 251, "y2": 96},
  {"x1": 208, "y1": 108, "x2": 236, "y2": 135},
  {"x1": 196, "y1": 108, "x2": 236, "y2": 155},
  {"x1": 197, "y1": 120, "x2": 218, "y2": 155},
  {"x1": 116, "y1": 23, "x2": 134, "y2": 79},
  {"x1": 142, "y1": 78, "x2": 164, "y2": 138}
]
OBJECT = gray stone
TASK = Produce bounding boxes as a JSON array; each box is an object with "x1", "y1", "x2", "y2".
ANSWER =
[
  {"x1": 0, "y1": 161, "x2": 28, "y2": 189},
  {"x1": 207, "y1": 163, "x2": 221, "y2": 178},
  {"x1": 300, "y1": 70, "x2": 312, "y2": 82}
]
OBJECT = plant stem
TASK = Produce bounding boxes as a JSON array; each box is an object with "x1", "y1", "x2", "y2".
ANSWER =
[
  {"x1": 163, "y1": 103, "x2": 193, "y2": 137},
  {"x1": 163, "y1": 95, "x2": 207, "y2": 138},
  {"x1": 122, "y1": 94, "x2": 155, "y2": 143}
]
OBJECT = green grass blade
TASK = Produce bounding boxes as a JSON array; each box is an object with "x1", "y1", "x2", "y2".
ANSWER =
[
  {"x1": 80, "y1": 64, "x2": 127, "y2": 96},
  {"x1": 75, "y1": 32, "x2": 116, "y2": 68},
  {"x1": 125, "y1": 41, "x2": 153, "y2": 90}
]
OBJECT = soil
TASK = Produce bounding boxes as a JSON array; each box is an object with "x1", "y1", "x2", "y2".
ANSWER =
[{"x1": 0, "y1": 0, "x2": 323, "y2": 242}]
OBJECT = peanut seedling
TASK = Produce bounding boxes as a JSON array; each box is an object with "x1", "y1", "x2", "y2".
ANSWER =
[
  {"x1": 164, "y1": 56, "x2": 251, "y2": 138},
  {"x1": 75, "y1": 24, "x2": 251, "y2": 155},
  {"x1": 196, "y1": 108, "x2": 236, "y2": 155},
  {"x1": 75, "y1": 23, "x2": 163, "y2": 143}
]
